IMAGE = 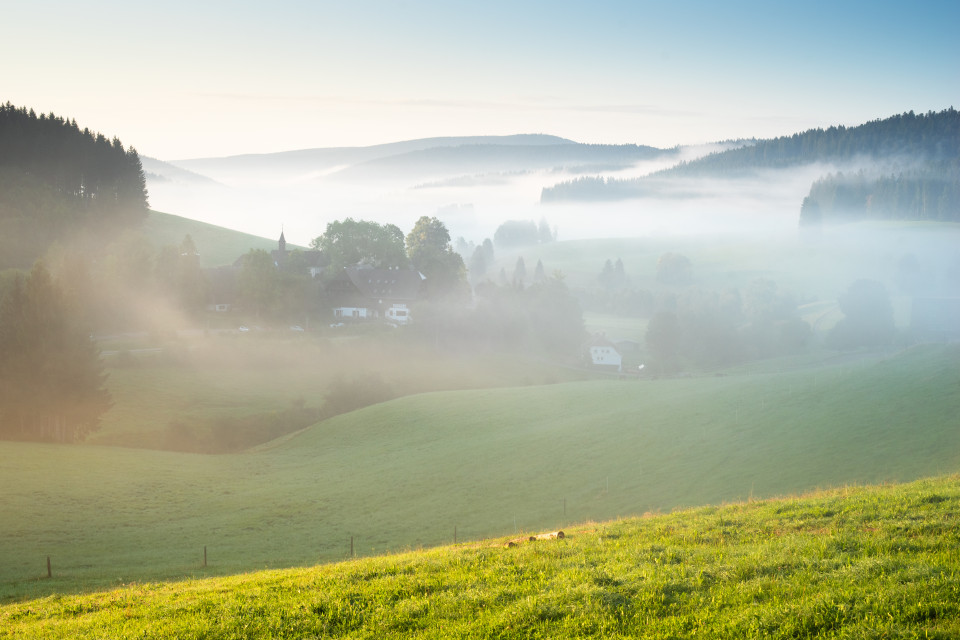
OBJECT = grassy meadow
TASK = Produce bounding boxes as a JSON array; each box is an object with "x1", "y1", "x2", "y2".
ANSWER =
[
  {"x1": 140, "y1": 210, "x2": 283, "y2": 268},
  {"x1": 2, "y1": 343, "x2": 957, "y2": 602},
  {"x1": 3, "y1": 218, "x2": 958, "y2": 632},
  {"x1": 90, "y1": 334, "x2": 593, "y2": 450},
  {"x1": 2, "y1": 475, "x2": 958, "y2": 638}
]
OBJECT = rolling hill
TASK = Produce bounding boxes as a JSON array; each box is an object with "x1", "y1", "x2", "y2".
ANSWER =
[
  {"x1": 151, "y1": 135, "x2": 674, "y2": 186},
  {"x1": 3, "y1": 474, "x2": 957, "y2": 637},
  {"x1": 141, "y1": 210, "x2": 287, "y2": 267},
  {"x1": 157, "y1": 135, "x2": 580, "y2": 184},
  {"x1": 327, "y1": 143, "x2": 673, "y2": 183},
  {"x1": 541, "y1": 108, "x2": 960, "y2": 207},
  {"x1": 1, "y1": 344, "x2": 957, "y2": 600},
  {"x1": 140, "y1": 156, "x2": 221, "y2": 186}
]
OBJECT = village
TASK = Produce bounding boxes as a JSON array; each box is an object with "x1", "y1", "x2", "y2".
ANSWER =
[{"x1": 194, "y1": 224, "x2": 638, "y2": 374}]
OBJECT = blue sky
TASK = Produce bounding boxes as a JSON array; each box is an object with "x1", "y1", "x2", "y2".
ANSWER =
[{"x1": 3, "y1": 0, "x2": 958, "y2": 159}]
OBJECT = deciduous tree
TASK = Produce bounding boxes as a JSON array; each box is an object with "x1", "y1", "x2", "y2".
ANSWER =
[
  {"x1": 656, "y1": 252, "x2": 692, "y2": 285},
  {"x1": 645, "y1": 310, "x2": 681, "y2": 374},
  {"x1": 238, "y1": 249, "x2": 279, "y2": 320},
  {"x1": 406, "y1": 216, "x2": 467, "y2": 299},
  {"x1": 311, "y1": 218, "x2": 407, "y2": 272}
]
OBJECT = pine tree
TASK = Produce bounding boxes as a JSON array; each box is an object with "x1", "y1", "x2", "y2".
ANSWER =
[
  {"x1": 513, "y1": 257, "x2": 527, "y2": 288},
  {"x1": 469, "y1": 246, "x2": 487, "y2": 283},
  {"x1": 534, "y1": 259, "x2": 546, "y2": 283},
  {"x1": 482, "y1": 238, "x2": 495, "y2": 264},
  {"x1": 0, "y1": 263, "x2": 110, "y2": 442},
  {"x1": 177, "y1": 235, "x2": 207, "y2": 313},
  {"x1": 538, "y1": 217, "x2": 554, "y2": 243},
  {"x1": 598, "y1": 259, "x2": 615, "y2": 289}
]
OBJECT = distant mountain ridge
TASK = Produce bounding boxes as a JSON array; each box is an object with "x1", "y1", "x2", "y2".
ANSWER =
[
  {"x1": 141, "y1": 156, "x2": 222, "y2": 186},
  {"x1": 330, "y1": 142, "x2": 671, "y2": 182},
  {"x1": 171, "y1": 134, "x2": 578, "y2": 175},
  {"x1": 660, "y1": 108, "x2": 959, "y2": 177},
  {"x1": 542, "y1": 108, "x2": 960, "y2": 207},
  {"x1": 158, "y1": 134, "x2": 674, "y2": 186}
]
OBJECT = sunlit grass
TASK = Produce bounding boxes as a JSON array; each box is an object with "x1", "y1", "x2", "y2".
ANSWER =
[
  {"x1": 2, "y1": 476, "x2": 958, "y2": 638},
  {"x1": 1, "y1": 344, "x2": 957, "y2": 602}
]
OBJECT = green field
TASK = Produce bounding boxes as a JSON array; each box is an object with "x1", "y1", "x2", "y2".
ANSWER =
[
  {"x1": 141, "y1": 210, "x2": 284, "y2": 267},
  {"x1": 2, "y1": 343, "x2": 957, "y2": 602},
  {"x1": 2, "y1": 475, "x2": 958, "y2": 638},
  {"x1": 90, "y1": 334, "x2": 593, "y2": 450}
]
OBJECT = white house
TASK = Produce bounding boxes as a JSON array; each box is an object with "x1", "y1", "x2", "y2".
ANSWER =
[
  {"x1": 584, "y1": 335, "x2": 622, "y2": 371},
  {"x1": 327, "y1": 266, "x2": 423, "y2": 325}
]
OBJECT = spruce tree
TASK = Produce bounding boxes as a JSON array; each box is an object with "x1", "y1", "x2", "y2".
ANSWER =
[
  {"x1": 513, "y1": 257, "x2": 527, "y2": 288},
  {"x1": 0, "y1": 263, "x2": 110, "y2": 442}
]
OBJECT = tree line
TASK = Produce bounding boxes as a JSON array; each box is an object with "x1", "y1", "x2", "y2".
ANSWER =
[
  {"x1": 0, "y1": 104, "x2": 151, "y2": 443},
  {"x1": 232, "y1": 216, "x2": 469, "y2": 322},
  {"x1": 542, "y1": 108, "x2": 959, "y2": 203},
  {"x1": 577, "y1": 253, "x2": 901, "y2": 373},
  {"x1": 0, "y1": 263, "x2": 110, "y2": 442},
  {"x1": 663, "y1": 108, "x2": 959, "y2": 177},
  {"x1": 799, "y1": 161, "x2": 960, "y2": 225},
  {"x1": 0, "y1": 102, "x2": 148, "y2": 269}
]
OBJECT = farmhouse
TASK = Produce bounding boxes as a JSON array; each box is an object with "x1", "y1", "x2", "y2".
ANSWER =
[
  {"x1": 584, "y1": 334, "x2": 622, "y2": 371},
  {"x1": 216, "y1": 233, "x2": 425, "y2": 325},
  {"x1": 326, "y1": 265, "x2": 423, "y2": 325}
]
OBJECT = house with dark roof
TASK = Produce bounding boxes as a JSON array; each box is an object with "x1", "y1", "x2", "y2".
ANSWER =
[
  {"x1": 325, "y1": 265, "x2": 424, "y2": 325},
  {"x1": 210, "y1": 232, "x2": 328, "y2": 314}
]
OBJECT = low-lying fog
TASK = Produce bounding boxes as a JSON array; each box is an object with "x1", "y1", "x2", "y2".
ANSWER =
[
  {"x1": 146, "y1": 143, "x2": 831, "y2": 247},
  {"x1": 144, "y1": 145, "x2": 960, "y2": 319}
]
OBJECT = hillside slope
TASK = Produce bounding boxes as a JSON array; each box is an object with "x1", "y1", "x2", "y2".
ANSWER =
[
  {"x1": 141, "y1": 210, "x2": 284, "y2": 267},
  {"x1": 542, "y1": 108, "x2": 959, "y2": 205},
  {"x1": 166, "y1": 134, "x2": 580, "y2": 183},
  {"x1": 663, "y1": 108, "x2": 959, "y2": 177},
  {"x1": 1, "y1": 345, "x2": 957, "y2": 599},
  {"x1": 2, "y1": 475, "x2": 958, "y2": 637},
  {"x1": 328, "y1": 143, "x2": 671, "y2": 182}
]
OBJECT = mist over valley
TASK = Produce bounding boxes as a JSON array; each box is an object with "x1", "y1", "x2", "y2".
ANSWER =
[
  {"x1": 4, "y1": 0, "x2": 959, "y2": 631},
  {"x1": 2, "y1": 105, "x2": 959, "y2": 637}
]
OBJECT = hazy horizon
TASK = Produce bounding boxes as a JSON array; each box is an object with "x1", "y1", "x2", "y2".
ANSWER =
[{"x1": 3, "y1": 1, "x2": 957, "y2": 161}]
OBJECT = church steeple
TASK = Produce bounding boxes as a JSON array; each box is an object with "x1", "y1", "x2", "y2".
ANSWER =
[{"x1": 278, "y1": 228, "x2": 287, "y2": 253}]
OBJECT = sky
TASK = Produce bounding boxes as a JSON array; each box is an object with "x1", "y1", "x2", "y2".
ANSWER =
[{"x1": 3, "y1": 0, "x2": 958, "y2": 160}]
